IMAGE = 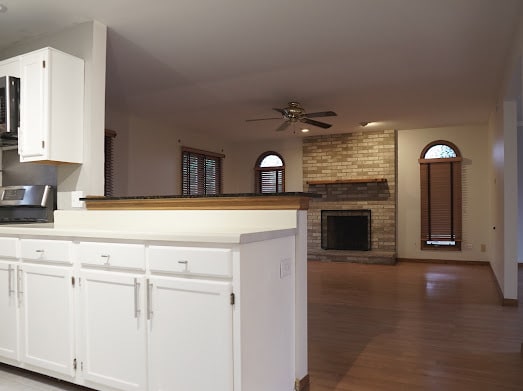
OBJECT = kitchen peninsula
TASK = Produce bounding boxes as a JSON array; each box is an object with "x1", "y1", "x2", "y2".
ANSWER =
[{"x1": 0, "y1": 193, "x2": 312, "y2": 391}]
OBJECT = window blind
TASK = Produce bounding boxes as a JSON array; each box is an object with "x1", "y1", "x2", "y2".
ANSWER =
[
  {"x1": 104, "y1": 129, "x2": 117, "y2": 196},
  {"x1": 182, "y1": 147, "x2": 223, "y2": 195},
  {"x1": 420, "y1": 160, "x2": 462, "y2": 248},
  {"x1": 257, "y1": 168, "x2": 284, "y2": 193}
]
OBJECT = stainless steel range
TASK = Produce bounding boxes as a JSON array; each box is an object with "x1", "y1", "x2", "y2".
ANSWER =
[{"x1": 0, "y1": 185, "x2": 55, "y2": 224}]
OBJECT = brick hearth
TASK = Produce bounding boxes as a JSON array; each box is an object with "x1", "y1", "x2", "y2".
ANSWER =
[{"x1": 303, "y1": 130, "x2": 397, "y2": 264}]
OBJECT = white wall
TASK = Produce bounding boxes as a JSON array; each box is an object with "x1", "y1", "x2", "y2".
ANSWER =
[
  {"x1": 489, "y1": 99, "x2": 519, "y2": 300},
  {"x1": 397, "y1": 125, "x2": 489, "y2": 262},
  {"x1": 0, "y1": 21, "x2": 107, "y2": 208},
  {"x1": 105, "y1": 110, "x2": 234, "y2": 196},
  {"x1": 106, "y1": 107, "x2": 304, "y2": 196}
]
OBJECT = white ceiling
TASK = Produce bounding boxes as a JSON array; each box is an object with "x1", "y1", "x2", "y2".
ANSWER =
[{"x1": 0, "y1": 0, "x2": 521, "y2": 141}]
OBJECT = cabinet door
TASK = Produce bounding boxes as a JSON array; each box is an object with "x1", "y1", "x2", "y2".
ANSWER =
[
  {"x1": 80, "y1": 270, "x2": 146, "y2": 391},
  {"x1": 19, "y1": 50, "x2": 47, "y2": 160},
  {"x1": 19, "y1": 263, "x2": 75, "y2": 377},
  {"x1": 0, "y1": 261, "x2": 19, "y2": 361},
  {"x1": 148, "y1": 276, "x2": 233, "y2": 391}
]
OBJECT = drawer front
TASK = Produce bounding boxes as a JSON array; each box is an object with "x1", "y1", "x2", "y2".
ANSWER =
[
  {"x1": 20, "y1": 239, "x2": 71, "y2": 264},
  {"x1": 148, "y1": 246, "x2": 232, "y2": 277},
  {"x1": 0, "y1": 237, "x2": 18, "y2": 259},
  {"x1": 78, "y1": 242, "x2": 145, "y2": 270}
]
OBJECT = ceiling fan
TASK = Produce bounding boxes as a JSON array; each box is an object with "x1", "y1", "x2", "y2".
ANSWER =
[{"x1": 246, "y1": 101, "x2": 337, "y2": 132}]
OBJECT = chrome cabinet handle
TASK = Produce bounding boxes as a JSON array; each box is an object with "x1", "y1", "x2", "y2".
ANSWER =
[
  {"x1": 100, "y1": 254, "x2": 110, "y2": 266},
  {"x1": 35, "y1": 249, "x2": 44, "y2": 253},
  {"x1": 147, "y1": 279, "x2": 153, "y2": 320},
  {"x1": 178, "y1": 260, "x2": 189, "y2": 271},
  {"x1": 134, "y1": 278, "x2": 140, "y2": 318},
  {"x1": 7, "y1": 264, "x2": 14, "y2": 296}
]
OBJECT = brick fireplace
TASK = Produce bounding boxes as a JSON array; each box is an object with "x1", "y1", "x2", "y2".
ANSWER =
[{"x1": 303, "y1": 130, "x2": 397, "y2": 264}]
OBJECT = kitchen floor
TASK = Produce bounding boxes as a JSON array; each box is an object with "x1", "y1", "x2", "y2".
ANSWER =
[{"x1": 0, "y1": 364, "x2": 93, "y2": 391}]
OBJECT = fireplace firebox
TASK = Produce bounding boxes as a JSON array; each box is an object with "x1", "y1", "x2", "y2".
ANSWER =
[{"x1": 321, "y1": 209, "x2": 371, "y2": 250}]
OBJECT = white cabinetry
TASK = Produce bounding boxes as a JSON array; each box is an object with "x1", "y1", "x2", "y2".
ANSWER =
[
  {"x1": 0, "y1": 237, "x2": 19, "y2": 362},
  {"x1": 80, "y1": 270, "x2": 147, "y2": 391},
  {"x1": 147, "y1": 245, "x2": 234, "y2": 391},
  {"x1": 78, "y1": 241, "x2": 147, "y2": 391},
  {"x1": 0, "y1": 57, "x2": 20, "y2": 78},
  {"x1": 18, "y1": 239, "x2": 75, "y2": 377},
  {"x1": 18, "y1": 47, "x2": 84, "y2": 164},
  {"x1": 19, "y1": 263, "x2": 75, "y2": 377}
]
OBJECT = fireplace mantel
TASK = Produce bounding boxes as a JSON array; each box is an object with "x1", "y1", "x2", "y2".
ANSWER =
[{"x1": 306, "y1": 178, "x2": 387, "y2": 185}]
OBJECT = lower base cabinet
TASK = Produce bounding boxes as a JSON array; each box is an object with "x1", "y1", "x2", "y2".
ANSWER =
[
  {"x1": 79, "y1": 271, "x2": 234, "y2": 391},
  {"x1": 0, "y1": 261, "x2": 19, "y2": 362},
  {"x1": 0, "y1": 234, "x2": 297, "y2": 391},
  {"x1": 80, "y1": 270, "x2": 147, "y2": 391},
  {"x1": 147, "y1": 276, "x2": 234, "y2": 391},
  {"x1": 20, "y1": 264, "x2": 75, "y2": 377}
]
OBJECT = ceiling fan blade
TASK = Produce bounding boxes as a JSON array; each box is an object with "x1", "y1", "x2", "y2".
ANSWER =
[
  {"x1": 273, "y1": 108, "x2": 286, "y2": 115},
  {"x1": 300, "y1": 118, "x2": 332, "y2": 129},
  {"x1": 245, "y1": 117, "x2": 282, "y2": 122},
  {"x1": 276, "y1": 121, "x2": 291, "y2": 132},
  {"x1": 303, "y1": 111, "x2": 337, "y2": 118}
]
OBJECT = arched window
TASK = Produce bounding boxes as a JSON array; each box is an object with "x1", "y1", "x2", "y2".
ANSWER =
[
  {"x1": 419, "y1": 140, "x2": 462, "y2": 250},
  {"x1": 255, "y1": 152, "x2": 285, "y2": 193}
]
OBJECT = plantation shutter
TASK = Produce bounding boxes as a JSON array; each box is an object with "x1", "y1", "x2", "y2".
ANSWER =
[
  {"x1": 258, "y1": 169, "x2": 284, "y2": 193},
  {"x1": 182, "y1": 147, "x2": 223, "y2": 195},
  {"x1": 420, "y1": 158, "x2": 462, "y2": 244}
]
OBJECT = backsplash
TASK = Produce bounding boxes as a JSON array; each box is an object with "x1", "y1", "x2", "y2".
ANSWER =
[{"x1": 303, "y1": 130, "x2": 397, "y2": 263}]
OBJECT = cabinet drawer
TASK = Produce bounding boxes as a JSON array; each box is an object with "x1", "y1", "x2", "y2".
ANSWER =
[
  {"x1": 78, "y1": 242, "x2": 145, "y2": 270},
  {"x1": 20, "y1": 239, "x2": 71, "y2": 264},
  {"x1": 148, "y1": 246, "x2": 232, "y2": 277},
  {"x1": 0, "y1": 237, "x2": 17, "y2": 258}
]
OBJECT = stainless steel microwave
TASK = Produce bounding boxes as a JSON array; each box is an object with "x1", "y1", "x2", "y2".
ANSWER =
[{"x1": 0, "y1": 75, "x2": 20, "y2": 139}]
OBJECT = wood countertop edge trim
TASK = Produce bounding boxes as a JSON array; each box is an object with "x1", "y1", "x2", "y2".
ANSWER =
[{"x1": 84, "y1": 196, "x2": 311, "y2": 210}]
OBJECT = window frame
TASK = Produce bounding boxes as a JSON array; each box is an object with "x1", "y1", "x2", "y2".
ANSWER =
[
  {"x1": 419, "y1": 140, "x2": 462, "y2": 251},
  {"x1": 254, "y1": 151, "x2": 285, "y2": 194},
  {"x1": 181, "y1": 146, "x2": 224, "y2": 196}
]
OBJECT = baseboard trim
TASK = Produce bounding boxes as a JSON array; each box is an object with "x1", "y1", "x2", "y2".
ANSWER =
[
  {"x1": 487, "y1": 263, "x2": 519, "y2": 307},
  {"x1": 397, "y1": 258, "x2": 489, "y2": 266},
  {"x1": 295, "y1": 374, "x2": 310, "y2": 391}
]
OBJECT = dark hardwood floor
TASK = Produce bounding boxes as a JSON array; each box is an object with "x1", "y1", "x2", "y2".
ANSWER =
[{"x1": 307, "y1": 261, "x2": 523, "y2": 391}]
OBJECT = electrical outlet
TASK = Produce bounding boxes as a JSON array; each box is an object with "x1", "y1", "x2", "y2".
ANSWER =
[
  {"x1": 280, "y1": 258, "x2": 292, "y2": 279},
  {"x1": 71, "y1": 191, "x2": 85, "y2": 208}
]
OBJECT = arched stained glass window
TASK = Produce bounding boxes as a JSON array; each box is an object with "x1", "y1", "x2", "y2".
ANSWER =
[{"x1": 424, "y1": 144, "x2": 457, "y2": 159}]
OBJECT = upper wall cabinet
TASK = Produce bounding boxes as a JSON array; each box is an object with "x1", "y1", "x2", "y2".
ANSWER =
[
  {"x1": 0, "y1": 57, "x2": 21, "y2": 78},
  {"x1": 18, "y1": 48, "x2": 84, "y2": 164}
]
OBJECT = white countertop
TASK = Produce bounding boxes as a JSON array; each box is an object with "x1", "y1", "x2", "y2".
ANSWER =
[{"x1": 0, "y1": 223, "x2": 296, "y2": 244}]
